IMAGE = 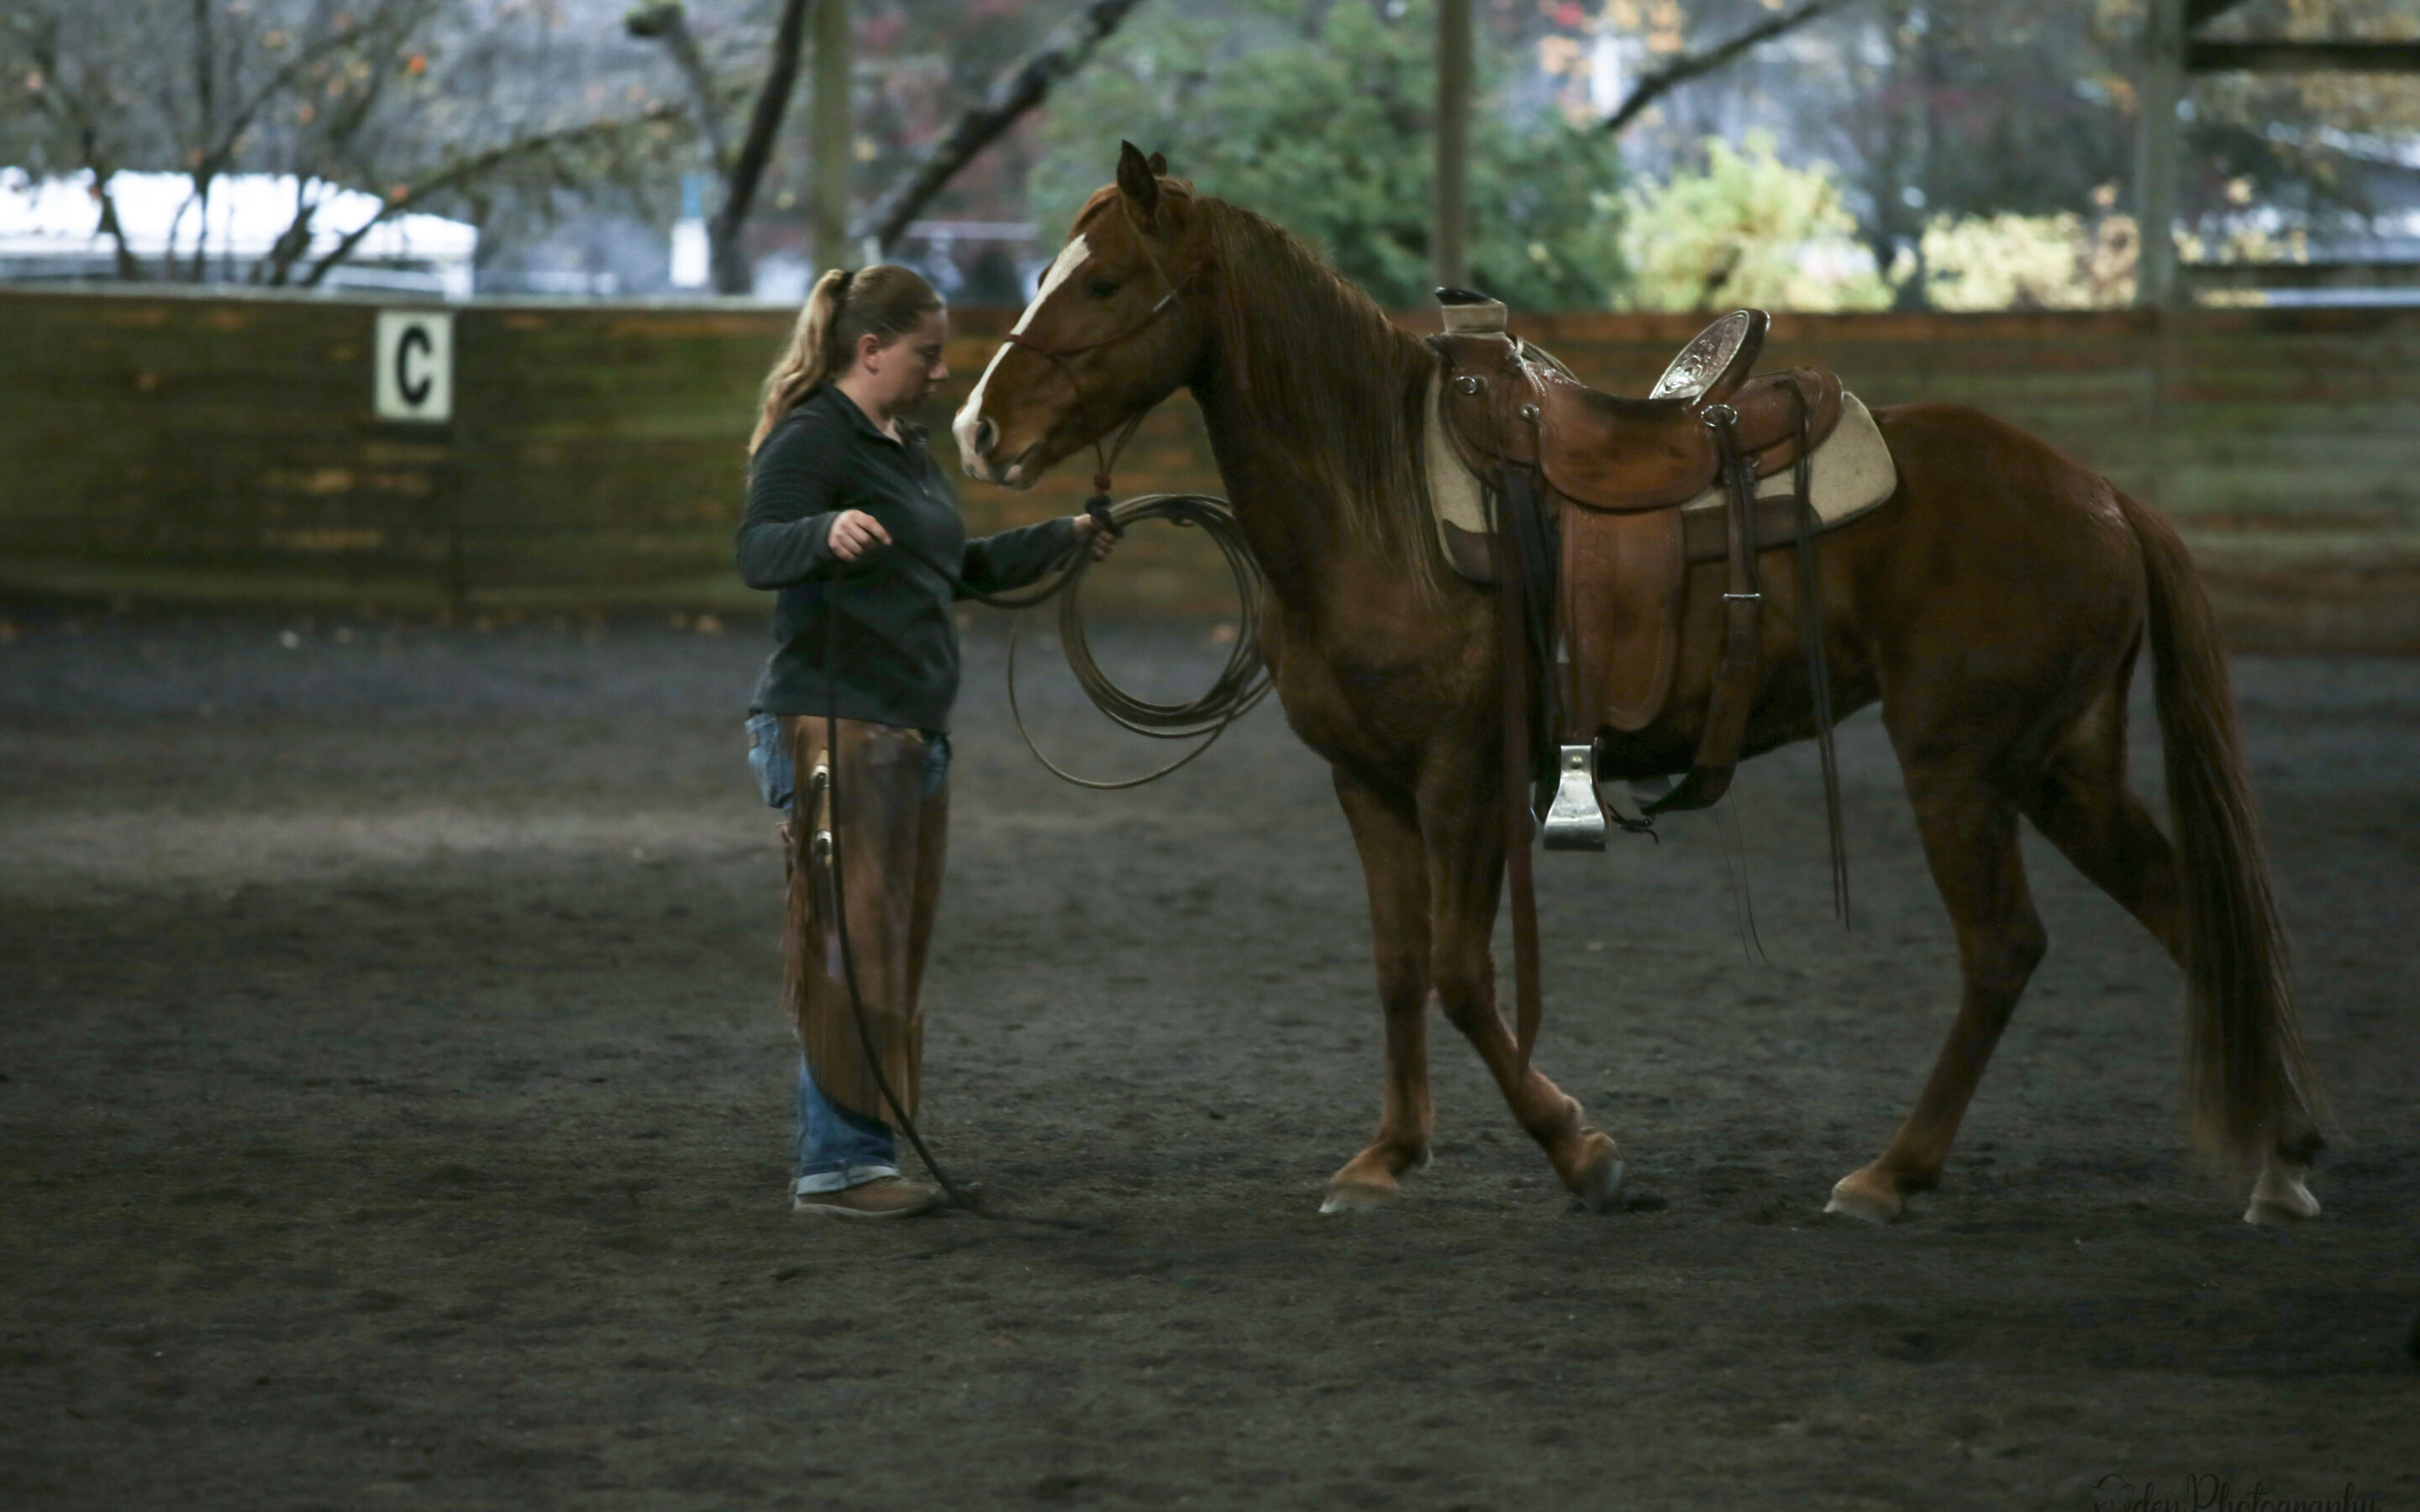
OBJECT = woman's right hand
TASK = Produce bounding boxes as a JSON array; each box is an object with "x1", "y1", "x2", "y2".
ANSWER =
[{"x1": 826, "y1": 508, "x2": 892, "y2": 562}]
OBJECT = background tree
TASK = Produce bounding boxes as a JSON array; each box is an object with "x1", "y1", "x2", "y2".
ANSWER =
[
  {"x1": 855, "y1": 0, "x2": 1151, "y2": 255},
  {"x1": 1029, "y1": 0, "x2": 1630, "y2": 310},
  {"x1": 625, "y1": 0, "x2": 811, "y2": 295},
  {"x1": 1, "y1": 0, "x2": 689, "y2": 286},
  {"x1": 1617, "y1": 132, "x2": 1886, "y2": 309}
]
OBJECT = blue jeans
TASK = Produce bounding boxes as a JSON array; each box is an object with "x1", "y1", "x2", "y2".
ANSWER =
[
  {"x1": 748, "y1": 712, "x2": 950, "y2": 807},
  {"x1": 793, "y1": 1054, "x2": 900, "y2": 1194},
  {"x1": 747, "y1": 711, "x2": 795, "y2": 808}
]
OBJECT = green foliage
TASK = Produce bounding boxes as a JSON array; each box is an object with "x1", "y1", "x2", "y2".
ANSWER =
[
  {"x1": 1029, "y1": 0, "x2": 1626, "y2": 312},
  {"x1": 1618, "y1": 134, "x2": 1887, "y2": 312},
  {"x1": 1916, "y1": 211, "x2": 2137, "y2": 310}
]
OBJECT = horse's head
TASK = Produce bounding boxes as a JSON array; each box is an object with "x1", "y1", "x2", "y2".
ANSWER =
[{"x1": 955, "y1": 141, "x2": 1217, "y2": 488}]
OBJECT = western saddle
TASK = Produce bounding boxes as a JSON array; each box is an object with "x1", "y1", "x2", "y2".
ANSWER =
[
  {"x1": 1425, "y1": 291, "x2": 1858, "y2": 1074},
  {"x1": 1427, "y1": 290, "x2": 1849, "y2": 859}
]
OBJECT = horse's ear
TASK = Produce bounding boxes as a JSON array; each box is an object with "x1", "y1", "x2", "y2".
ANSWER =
[
  {"x1": 1116, "y1": 139, "x2": 1160, "y2": 218},
  {"x1": 1147, "y1": 150, "x2": 1167, "y2": 176}
]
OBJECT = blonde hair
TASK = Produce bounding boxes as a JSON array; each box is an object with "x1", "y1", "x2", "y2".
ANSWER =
[{"x1": 750, "y1": 264, "x2": 944, "y2": 454}]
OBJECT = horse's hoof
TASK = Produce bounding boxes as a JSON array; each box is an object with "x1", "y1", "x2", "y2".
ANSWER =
[
  {"x1": 1319, "y1": 1180, "x2": 1399, "y2": 1215},
  {"x1": 1823, "y1": 1170, "x2": 1904, "y2": 1224},
  {"x1": 2243, "y1": 1160, "x2": 2319, "y2": 1226},
  {"x1": 1569, "y1": 1131, "x2": 1624, "y2": 1213}
]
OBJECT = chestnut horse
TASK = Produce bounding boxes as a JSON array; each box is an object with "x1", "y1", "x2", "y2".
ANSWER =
[{"x1": 954, "y1": 143, "x2": 2324, "y2": 1226}]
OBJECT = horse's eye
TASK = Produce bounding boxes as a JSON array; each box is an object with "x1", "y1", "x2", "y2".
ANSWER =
[{"x1": 1087, "y1": 278, "x2": 1120, "y2": 299}]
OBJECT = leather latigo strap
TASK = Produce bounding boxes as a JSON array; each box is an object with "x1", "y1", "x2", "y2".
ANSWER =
[{"x1": 1645, "y1": 405, "x2": 1764, "y2": 815}]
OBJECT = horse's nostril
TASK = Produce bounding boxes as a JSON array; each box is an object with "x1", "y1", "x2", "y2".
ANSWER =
[{"x1": 975, "y1": 417, "x2": 998, "y2": 456}]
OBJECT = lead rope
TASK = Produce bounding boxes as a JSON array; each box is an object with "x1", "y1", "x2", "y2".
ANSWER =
[{"x1": 1006, "y1": 493, "x2": 1273, "y2": 790}]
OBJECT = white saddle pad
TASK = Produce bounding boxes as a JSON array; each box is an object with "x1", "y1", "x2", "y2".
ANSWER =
[{"x1": 1425, "y1": 378, "x2": 1898, "y2": 583}]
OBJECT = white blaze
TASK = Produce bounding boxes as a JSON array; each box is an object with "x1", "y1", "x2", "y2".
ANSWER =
[{"x1": 955, "y1": 234, "x2": 1092, "y2": 477}]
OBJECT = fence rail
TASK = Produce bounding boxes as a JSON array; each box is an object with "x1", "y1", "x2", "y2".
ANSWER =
[{"x1": 3, "y1": 286, "x2": 2416, "y2": 647}]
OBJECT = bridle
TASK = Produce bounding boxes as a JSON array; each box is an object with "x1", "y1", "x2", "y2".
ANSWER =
[{"x1": 995, "y1": 203, "x2": 1226, "y2": 533}]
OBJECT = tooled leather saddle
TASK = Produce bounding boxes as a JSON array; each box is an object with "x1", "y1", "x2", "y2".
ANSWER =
[{"x1": 1426, "y1": 291, "x2": 1854, "y2": 862}]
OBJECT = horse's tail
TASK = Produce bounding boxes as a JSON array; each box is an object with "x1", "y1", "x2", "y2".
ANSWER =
[{"x1": 2118, "y1": 490, "x2": 2323, "y2": 1174}]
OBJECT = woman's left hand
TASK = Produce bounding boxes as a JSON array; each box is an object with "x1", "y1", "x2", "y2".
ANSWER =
[{"x1": 1073, "y1": 513, "x2": 1120, "y2": 561}]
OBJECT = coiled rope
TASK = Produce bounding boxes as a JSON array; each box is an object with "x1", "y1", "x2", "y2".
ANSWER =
[{"x1": 1003, "y1": 491, "x2": 1274, "y2": 789}]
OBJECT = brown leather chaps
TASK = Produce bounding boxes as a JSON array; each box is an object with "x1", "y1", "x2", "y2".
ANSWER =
[{"x1": 781, "y1": 717, "x2": 949, "y2": 1127}]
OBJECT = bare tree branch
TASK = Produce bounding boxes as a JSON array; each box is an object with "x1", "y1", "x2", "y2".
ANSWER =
[
  {"x1": 699, "y1": 0, "x2": 813, "y2": 294},
  {"x1": 626, "y1": 3, "x2": 734, "y2": 176},
  {"x1": 91, "y1": 176, "x2": 145, "y2": 281},
  {"x1": 185, "y1": 0, "x2": 217, "y2": 279},
  {"x1": 255, "y1": 177, "x2": 327, "y2": 286},
  {"x1": 15, "y1": 13, "x2": 143, "y2": 279},
  {"x1": 297, "y1": 107, "x2": 673, "y2": 287},
  {"x1": 167, "y1": 8, "x2": 413, "y2": 281},
  {"x1": 855, "y1": 0, "x2": 1152, "y2": 254},
  {"x1": 1598, "y1": 0, "x2": 1848, "y2": 138}
]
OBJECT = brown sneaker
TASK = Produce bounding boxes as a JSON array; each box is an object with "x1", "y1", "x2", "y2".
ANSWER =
[{"x1": 792, "y1": 1176, "x2": 940, "y2": 1220}]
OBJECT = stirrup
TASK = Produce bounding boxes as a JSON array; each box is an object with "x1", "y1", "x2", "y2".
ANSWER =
[{"x1": 1541, "y1": 744, "x2": 1608, "y2": 852}]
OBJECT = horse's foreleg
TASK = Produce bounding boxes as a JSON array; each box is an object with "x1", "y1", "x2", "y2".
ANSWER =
[
  {"x1": 1322, "y1": 772, "x2": 1437, "y2": 1213},
  {"x1": 1422, "y1": 795, "x2": 1623, "y2": 1211}
]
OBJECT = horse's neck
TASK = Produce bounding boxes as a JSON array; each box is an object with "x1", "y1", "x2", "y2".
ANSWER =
[{"x1": 1187, "y1": 321, "x2": 1432, "y2": 624}]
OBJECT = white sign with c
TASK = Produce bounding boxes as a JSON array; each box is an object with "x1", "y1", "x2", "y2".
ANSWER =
[{"x1": 374, "y1": 310, "x2": 455, "y2": 423}]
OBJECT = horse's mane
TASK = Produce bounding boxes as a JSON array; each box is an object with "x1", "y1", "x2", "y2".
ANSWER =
[{"x1": 1078, "y1": 185, "x2": 1445, "y2": 594}]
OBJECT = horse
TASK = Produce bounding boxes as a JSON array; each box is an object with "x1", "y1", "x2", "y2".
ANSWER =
[{"x1": 951, "y1": 141, "x2": 2325, "y2": 1226}]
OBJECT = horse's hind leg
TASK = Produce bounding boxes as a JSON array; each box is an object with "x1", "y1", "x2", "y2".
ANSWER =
[
  {"x1": 1322, "y1": 773, "x2": 1437, "y2": 1213},
  {"x1": 1422, "y1": 791, "x2": 1623, "y2": 1211},
  {"x1": 2017, "y1": 690, "x2": 2322, "y2": 1223},
  {"x1": 1828, "y1": 761, "x2": 2046, "y2": 1223}
]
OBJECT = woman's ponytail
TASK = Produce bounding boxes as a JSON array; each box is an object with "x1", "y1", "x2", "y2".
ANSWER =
[{"x1": 750, "y1": 264, "x2": 942, "y2": 455}]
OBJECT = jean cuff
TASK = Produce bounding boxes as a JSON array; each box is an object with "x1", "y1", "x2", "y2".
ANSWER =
[{"x1": 792, "y1": 1163, "x2": 902, "y2": 1195}]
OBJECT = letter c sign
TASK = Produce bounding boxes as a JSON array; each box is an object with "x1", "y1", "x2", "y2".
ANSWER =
[{"x1": 375, "y1": 310, "x2": 454, "y2": 423}]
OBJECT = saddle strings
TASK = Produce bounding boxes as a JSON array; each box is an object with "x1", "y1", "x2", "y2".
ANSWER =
[{"x1": 1715, "y1": 793, "x2": 1770, "y2": 966}]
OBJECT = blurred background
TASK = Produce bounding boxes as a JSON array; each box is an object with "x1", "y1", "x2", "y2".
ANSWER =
[{"x1": 3, "y1": 0, "x2": 2416, "y2": 643}]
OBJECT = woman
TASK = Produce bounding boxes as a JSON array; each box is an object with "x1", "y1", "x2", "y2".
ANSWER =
[{"x1": 736, "y1": 264, "x2": 1114, "y2": 1219}]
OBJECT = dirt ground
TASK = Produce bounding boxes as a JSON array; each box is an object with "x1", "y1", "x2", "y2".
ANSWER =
[{"x1": 2, "y1": 603, "x2": 2415, "y2": 1511}]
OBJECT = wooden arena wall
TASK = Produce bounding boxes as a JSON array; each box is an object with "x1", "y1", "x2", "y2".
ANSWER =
[{"x1": 2, "y1": 286, "x2": 2415, "y2": 647}]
